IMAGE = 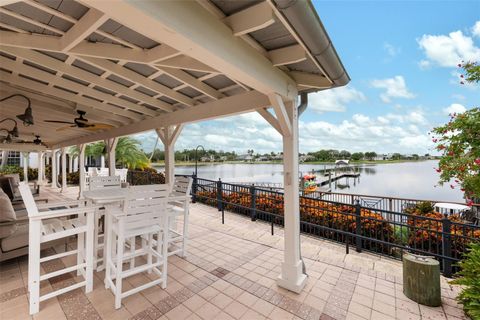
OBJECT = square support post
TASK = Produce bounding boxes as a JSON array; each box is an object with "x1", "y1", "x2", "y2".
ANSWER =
[
  {"x1": 78, "y1": 144, "x2": 86, "y2": 199},
  {"x1": 37, "y1": 151, "x2": 44, "y2": 185},
  {"x1": 51, "y1": 149, "x2": 59, "y2": 189},
  {"x1": 156, "y1": 125, "x2": 183, "y2": 185},
  {"x1": 22, "y1": 152, "x2": 29, "y2": 182},
  {"x1": 105, "y1": 138, "x2": 118, "y2": 176},
  {"x1": 277, "y1": 98, "x2": 307, "y2": 293},
  {"x1": 61, "y1": 147, "x2": 67, "y2": 192}
]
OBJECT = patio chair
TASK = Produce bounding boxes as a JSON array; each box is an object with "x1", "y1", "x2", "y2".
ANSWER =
[
  {"x1": 88, "y1": 175, "x2": 122, "y2": 270},
  {"x1": 104, "y1": 184, "x2": 170, "y2": 309},
  {"x1": 167, "y1": 176, "x2": 193, "y2": 257},
  {"x1": 18, "y1": 182, "x2": 97, "y2": 314}
]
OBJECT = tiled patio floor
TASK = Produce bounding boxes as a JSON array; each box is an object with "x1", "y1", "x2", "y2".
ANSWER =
[{"x1": 0, "y1": 186, "x2": 468, "y2": 320}]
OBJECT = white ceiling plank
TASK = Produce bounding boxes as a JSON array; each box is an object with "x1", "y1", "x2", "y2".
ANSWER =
[
  {"x1": 81, "y1": 57, "x2": 196, "y2": 107},
  {"x1": 0, "y1": 87, "x2": 124, "y2": 128},
  {"x1": 0, "y1": 55, "x2": 156, "y2": 118},
  {"x1": 222, "y1": 2, "x2": 275, "y2": 36},
  {"x1": 61, "y1": 8, "x2": 108, "y2": 52},
  {"x1": 0, "y1": 21, "x2": 28, "y2": 33},
  {"x1": 52, "y1": 90, "x2": 270, "y2": 148},
  {"x1": 0, "y1": 83, "x2": 130, "y2": 126},
  {"x1": 155, "y1": 55, "x2": 218, "y2": 73},
  {"x1": 0, "y1": 46, "x2": 173, "y2": 113},
  {"x1": 158, "y1": 66, "x2": 223, "y2": 100},
  {"x1": 0, "y1": 70, "x2": 142, "y2": 122},
  {"x1": 289, "y1": 71, "x2": 331, "y2": 89},
  {"x1": 23, "y1": 0, "x2": 77, "y2": 23},
  {"x1": 0, "y1": 7, "x2": 65, "y2": 35},
  {"x1": 256, "y1": 107, "x2": 282, "y2": 135},
  {"x1": 268, "y1": 45, "x2": 307, "y2": 66},
  {"x1": 146, "y1": 44, "x2": 181, "y2": 63},
  {"x1": 0, "y1": 143, "x2": 46, "y2": 152},
  {"x1": 81, "y1": 0, "x2": 297, "y2": 100},
  {"x1": 268, "y1": 93, "x2": 291, "y2": 137},
  {"x1": 0, "y1": 30, "x2": 61, "y2": 51}
]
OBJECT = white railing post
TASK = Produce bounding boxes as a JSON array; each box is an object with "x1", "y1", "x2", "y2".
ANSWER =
[{"x1": 22, "y1": 151, "x2": 29, "y2": 182}]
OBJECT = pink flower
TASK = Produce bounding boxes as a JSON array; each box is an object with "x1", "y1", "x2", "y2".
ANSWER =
[
  {"x1": 466, "y1": 199, "x2": 474, "y2": 206},
  {"x1": 450, "y1": 185, "x2": 455, "y2": 189}
]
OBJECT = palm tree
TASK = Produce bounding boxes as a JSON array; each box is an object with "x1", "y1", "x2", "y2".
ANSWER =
[
  {"x1": 115, "y1": 137, "x2": 149, "y2": 170},
  {"x1": 69, "y1": 136, "x2": 150, "y2": 170}
]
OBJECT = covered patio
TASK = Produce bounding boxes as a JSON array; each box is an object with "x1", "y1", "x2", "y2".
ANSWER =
[{"x1": 0, "y1": 0, "x2": 350, "y2": 295}]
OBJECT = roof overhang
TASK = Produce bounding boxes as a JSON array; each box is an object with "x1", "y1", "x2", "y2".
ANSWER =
[{"x1": 0, "y1": 0, "x2": 349, "y2": 150}]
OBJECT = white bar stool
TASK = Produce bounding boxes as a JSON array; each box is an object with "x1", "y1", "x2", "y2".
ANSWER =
[
  {"x1": 104, "y1": 184, "x2": 170, "y2": 309},
  {"x1": 19, "y1": 182, "x2": 96, "y2": 315}
]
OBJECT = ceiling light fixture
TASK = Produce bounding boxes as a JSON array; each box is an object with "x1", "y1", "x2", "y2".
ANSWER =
[{"x1": 0, "y1": 94, "x2": 34, "y2": 126}]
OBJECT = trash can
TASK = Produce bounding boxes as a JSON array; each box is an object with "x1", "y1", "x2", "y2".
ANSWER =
[{"x1": 403, "y1": 253, "x2": 441, "y2": 307}]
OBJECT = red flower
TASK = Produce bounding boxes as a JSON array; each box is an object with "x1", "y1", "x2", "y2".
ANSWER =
[
  {"x1": 450, "y1": 185, "x2": 455, "y2": 189},
  {"x1": 475, "y1": 158, "x2": 480, "y2": 165},
  {"x1": 466, "y1": 199, "x2": 474, "y2": 206},
  {"x1": 438, "y1": 145, "x2": 445, "y2": 150},
  {"x1": 432, "y1": 138, "x2": 438, "y2": 143},
  {"x1": 435, "y1": 168, "x2": 441, "y2": 173}
]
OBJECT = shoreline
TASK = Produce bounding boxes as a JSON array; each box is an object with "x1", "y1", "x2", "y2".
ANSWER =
[{"x1": 151, "y1": 159, "x2": 435, "y2": 167}]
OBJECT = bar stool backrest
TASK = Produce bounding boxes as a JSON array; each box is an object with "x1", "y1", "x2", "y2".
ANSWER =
[
  {"x1": 122, "y1": 184, "x2": 170, "y2": 230},
  {"x1": 18, "y1": 182, "x2": 39, "y2": 218},
  {"x1": 170, "y1": 176, "x2": 192, "y2": 198},
  {"x1": 89, "y1": 176, "x2": 122, "y2": 191}
]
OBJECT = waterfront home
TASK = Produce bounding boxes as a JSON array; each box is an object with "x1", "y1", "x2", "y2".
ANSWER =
[{"x1": 0, "y1": 0, "x2": 471, "y2": 319}]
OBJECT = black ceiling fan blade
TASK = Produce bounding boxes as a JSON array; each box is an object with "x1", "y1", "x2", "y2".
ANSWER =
[{"x1": 44, "y1": 120, "x2": 76, "y2": 124}]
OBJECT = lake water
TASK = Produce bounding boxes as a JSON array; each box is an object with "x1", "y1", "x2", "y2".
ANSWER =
[{"x1": 154, "y1": 160, "x2": 465, "y2": 202}]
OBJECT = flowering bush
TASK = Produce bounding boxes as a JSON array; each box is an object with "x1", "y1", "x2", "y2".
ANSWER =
[
  {"x1": 196, "y1": 189, "x2": 394, "y2": 253},
  {"x1": 405, "y1": 202, "x2": 480, "y2": 258},
  {"x1": 432, "y1": 62, "x2": 480, "y2": 205}
]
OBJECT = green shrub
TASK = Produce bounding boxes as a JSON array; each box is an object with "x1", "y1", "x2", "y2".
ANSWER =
[{"x1": 451, "y1": 243, "x2": 480, "y2": 319}]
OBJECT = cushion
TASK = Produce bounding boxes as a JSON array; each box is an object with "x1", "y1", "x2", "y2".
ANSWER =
[
  {"x1": 1, "y1": 223, "x2": 27, "y2": 252},
  {"x1": 3, "y1": 174, "x2": 21, "y2": 198},
  {"x1": 0, "y1": 189, "x2": 16, "y2": 222}
]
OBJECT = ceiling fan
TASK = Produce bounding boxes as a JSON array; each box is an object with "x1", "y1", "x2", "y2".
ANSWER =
[{"x1": 44, "y1": 110, "x2": 113, "y2": 131}]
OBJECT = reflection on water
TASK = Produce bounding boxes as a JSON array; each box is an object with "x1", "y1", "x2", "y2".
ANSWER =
[{"x1": 158, "y1": 160, "x2": 464, "y2": 202}]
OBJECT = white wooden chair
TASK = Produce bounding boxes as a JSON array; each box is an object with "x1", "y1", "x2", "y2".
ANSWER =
[
  {"x1": 88, "y1": 175, "x2": 122, "y2": 270},
  {"x1": 104, "y1": 184, "x2": 170, "y2": 309},
  {"x1": 18, "y1": 182, "x2": 97, "y2": 315},
  {"x1": 167, "y1": 176, "x2": 193, "y2": 257}
]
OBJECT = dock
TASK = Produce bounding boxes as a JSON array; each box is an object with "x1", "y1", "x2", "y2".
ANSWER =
[{"x1": 316, "y1": 171, "x2": 360, "y2": 186}]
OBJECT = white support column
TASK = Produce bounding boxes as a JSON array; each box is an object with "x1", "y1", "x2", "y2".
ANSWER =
[
  {"x1": 61, "y1": 147, "x2": 67, "y2": 192},
  {"x1": 78, "y1": 144, "x2": 86, "y2": 199},
  {"x1": 0, "y1": 150, "x2": 7, "y2": 169},
  {"x1": 156, "y1": 125, "x2": 183, "y2": 185},
  {"x1": 100, "y1": 155, "x2": 105, "y2": 168},
  {"x1": 68, "y1": 153, "x2": 73, "y2": 173},
  {"x1": 51, "y1": 149, "x2": 58, "y2": 189},
  {"x1": 37, "y1": 151, "x2": 44, "y2": 185},
  {"x1": 277, "y1": 98, "x2": 307, "y2": 293},
  {"x1": 105, "y1": 138, "x2": 118, "y2": 176},
  {"x1": 22, "y1": 152, "x2": 29, "y2": 182}
]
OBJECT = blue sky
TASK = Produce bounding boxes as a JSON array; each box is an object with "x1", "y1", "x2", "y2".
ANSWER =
[{"x1": 136, "y1": 1, "x2": 480, "y2": 156}]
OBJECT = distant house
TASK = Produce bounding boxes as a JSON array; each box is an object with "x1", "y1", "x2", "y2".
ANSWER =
[
  {"x1": 299, "y1": 155, "x2": 314, "y2": 163},
  {"x1": 255, "y1": 156, "x2": 269, "y2": 162},
  {"x1": 200, "y1": 155, "x2": 215, "y2": 162},
  {"x1": 374, "y1": 154, "x2": 387, "y2": 161},
  {"x1": 236, "y1": 154, "x2": 253, "y2": 162}
]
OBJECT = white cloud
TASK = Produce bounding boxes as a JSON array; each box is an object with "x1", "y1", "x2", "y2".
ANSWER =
[
  {"x1": 384, "y1": 42, "x2": 400, "y2": 57},
  {"x1": 371, "y1": 76, "x2": 415, "y2": 103},
  {"x1": 417, "y1": 29, "x2": 480, "y2": 67},
  {"x1": 472, "y1": 21, "x2": 480, "y2": 38},
  {"x1": 299, "y1": 110, "x2": 433, "y2": 154},
  {"x1": 308, "y1": 85, "x2": 366, "y2": 113},
  {"x1": 443, "y1": 103, "x2": 466, "y2": 115}
]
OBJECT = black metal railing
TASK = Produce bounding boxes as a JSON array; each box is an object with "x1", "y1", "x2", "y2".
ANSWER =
[{"x1": 192, "y1": 177, "x2": 480, "y2": 277}]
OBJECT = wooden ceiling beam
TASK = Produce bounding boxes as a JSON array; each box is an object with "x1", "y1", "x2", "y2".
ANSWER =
[
  {"x1": 222, "y1": 2, "x2": 275, "y2": 36},
  {"x1": 61, "y1": 8, "x2": 108, "y2": 52}
]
